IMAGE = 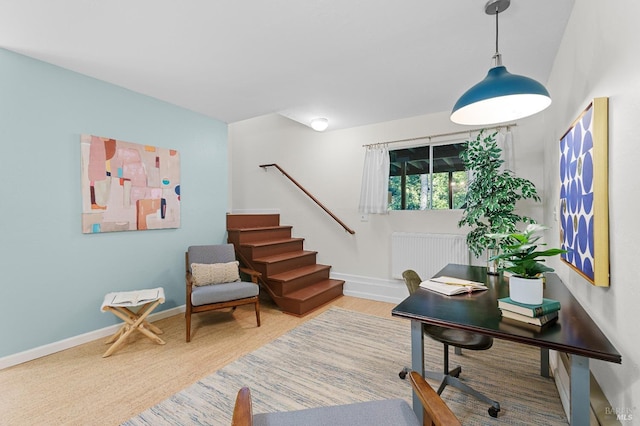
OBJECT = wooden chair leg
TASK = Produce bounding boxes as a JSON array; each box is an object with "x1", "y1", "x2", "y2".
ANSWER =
[
  {"x1": 186, "y1": 310, "x2": 192, "y2": 343},
  {"x1": 255, "y1": 299, "x2": 261, "y2": 327}
]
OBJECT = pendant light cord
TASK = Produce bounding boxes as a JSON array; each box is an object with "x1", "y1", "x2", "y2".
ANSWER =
[
  {"x1": 492, "y1": 4, "x2": 502, "y2": 67},
  {"x1": 495, "y1": 5, "x2": 499, "y2": 55}
]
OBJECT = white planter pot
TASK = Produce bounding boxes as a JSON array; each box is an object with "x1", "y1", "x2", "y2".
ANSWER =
[{"x1": 509, "y1": 276, "x2": 543, "y2": 305}]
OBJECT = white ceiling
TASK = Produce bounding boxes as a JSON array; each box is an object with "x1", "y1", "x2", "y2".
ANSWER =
[{"x1": 1, "y1": 0, "x2": 574, "y2": 130}]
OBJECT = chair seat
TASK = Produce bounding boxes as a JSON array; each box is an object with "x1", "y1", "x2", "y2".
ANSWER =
[
  {"x1": 191, "y1": 281, "x2": 259, "y2": 306},
  {"x1": 253, "y1": 399, "x2": 420, "y2": 426},
  {"x1": 423, "y1": 324, "x2": 493, "y2": 350}
]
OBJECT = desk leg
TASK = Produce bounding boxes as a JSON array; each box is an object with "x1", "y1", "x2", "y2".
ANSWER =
[
  {"x1": 570, "y1": 355, "x2": 589, "y2": 426},
  {"x1": 540, "y1": 348, "x2": 550, "y2": 378},
  {"x1": 410, "y1": 320, "x2": 424, "y2": 423}
]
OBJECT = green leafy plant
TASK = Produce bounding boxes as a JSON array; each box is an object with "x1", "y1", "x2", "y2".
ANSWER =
[
  {"x1": 488, "y1": 224, "x2": 567, "y2": 278},
  {"x1": 458, "y1": 130, "x2": 540, "y2": 258}
]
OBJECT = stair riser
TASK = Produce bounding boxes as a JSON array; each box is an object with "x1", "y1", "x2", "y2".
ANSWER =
[
  {"x1": 227, "y1": 213, "x2": 280, "y2": 229},
  {"x1": 242, "y1": 240, "x2": 304, "y2": 259},
  {"x1": 228, "y1": 227, "x2": 292, "y2": 245},
  {"x1": 267, "y1": 268, "x2": 331, "y2": 296}
]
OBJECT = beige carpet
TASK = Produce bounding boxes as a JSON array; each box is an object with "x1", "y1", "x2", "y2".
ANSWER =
[{"x1": 125, "y1": 307, "x2": 567, "y2": 425}]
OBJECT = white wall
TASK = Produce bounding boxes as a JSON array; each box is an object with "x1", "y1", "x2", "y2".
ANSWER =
[
  {"x1": 229, "y1": 110, "x2": 544, "y2": 299},
  {"x1": 539, "y1": 0, "x2": 640, "y2": 416}
]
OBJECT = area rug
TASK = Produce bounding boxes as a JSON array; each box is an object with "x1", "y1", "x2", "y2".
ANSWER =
[{"x1": 125, "y1": 307, "x2": 567, "y2": 425}]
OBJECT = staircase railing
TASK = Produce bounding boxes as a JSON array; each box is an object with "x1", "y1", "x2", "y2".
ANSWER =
[{"x1": 259, "y1": 163, "x2": 355, "y2": 235}]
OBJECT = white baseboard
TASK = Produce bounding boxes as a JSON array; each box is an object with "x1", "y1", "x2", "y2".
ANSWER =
[
  {"x1": 332, "y1": 272, "x2": 408, "y2": 304},
  {"x1": 0, "y1": 305, "x2": 185, "y2": 370}
]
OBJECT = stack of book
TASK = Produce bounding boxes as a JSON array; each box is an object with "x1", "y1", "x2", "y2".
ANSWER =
[{"x1": 498, "y1": 297, "x2": 561, "y2": 327}]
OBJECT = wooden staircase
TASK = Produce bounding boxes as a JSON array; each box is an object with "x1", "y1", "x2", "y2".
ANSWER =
[{"x1": 226, "y1": 213, "x2": 344, "y2": 316}]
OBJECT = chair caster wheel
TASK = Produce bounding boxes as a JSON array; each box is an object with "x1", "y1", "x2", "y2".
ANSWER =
[
  {"x1": 399, "y1": 368, "x2": 408, "y2": 380},
  {"x1": 450, "y1": 366, "x2": 462, "y2": 378},
  {"x1": 488, "y1": 406, "x2": 500, "y2": 418}
]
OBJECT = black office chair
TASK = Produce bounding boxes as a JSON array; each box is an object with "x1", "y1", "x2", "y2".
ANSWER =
[{"x1": 399, "y1": 269, "x2": 501, "y2": 418}]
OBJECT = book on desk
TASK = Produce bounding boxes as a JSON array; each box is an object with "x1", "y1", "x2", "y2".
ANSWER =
[
  {"x1": 419, "y1": 276, "x2": 488, "y2": 296},
  {"x1": 500, "y1": 309, "x2": 559, "y2": 326},
  {"x1": 498, "y1": 297, "x2": 561, "y2": 317},
  {"x1": 498, "y1": 297, "x2": 561, "y2": 328}
]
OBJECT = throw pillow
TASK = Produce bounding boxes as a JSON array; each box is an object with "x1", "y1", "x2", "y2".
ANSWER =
[{"x1": 191, "y1": 261, "x2": 240, "y2": 286}]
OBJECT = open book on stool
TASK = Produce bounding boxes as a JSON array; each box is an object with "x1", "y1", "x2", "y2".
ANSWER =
[
  {"x1": 419, "y1": 276, "x2": 488, "y2": 296},
  {"x1": 105, "y1": 287, "x2": 164, "y2": 307}
]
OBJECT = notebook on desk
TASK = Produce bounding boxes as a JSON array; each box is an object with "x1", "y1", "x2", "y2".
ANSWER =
[{"x1": 419, "y1": 276, "x2": 488, "y2": 296}]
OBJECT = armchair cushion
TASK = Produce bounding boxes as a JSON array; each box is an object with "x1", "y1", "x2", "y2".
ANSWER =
[
  {"x1": 191, "y1": 261, "x2": 240, "y2": 286},
  {"x1": 253, "y1": 399, "x2": 419, "y2": 426},
  {"x1": 191, "y1": 281, "x2": 259, "y2": 306},
  {"x1": 232, "y1": 372, "x2": 459, "y2": 426}
]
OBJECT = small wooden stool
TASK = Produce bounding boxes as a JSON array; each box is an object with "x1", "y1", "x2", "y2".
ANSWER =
[{"x1": 101, "y1": 287, "x2": 166, "y2": 357}]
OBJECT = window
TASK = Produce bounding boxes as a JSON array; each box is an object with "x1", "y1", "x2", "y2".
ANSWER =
[{"x1": 388, "y1": 142, "x2": 467, "y2": 210}]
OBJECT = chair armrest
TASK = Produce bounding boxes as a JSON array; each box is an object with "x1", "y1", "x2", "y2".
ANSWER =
[
  {"x1": 239, "y1": 267, "x2": 262, "y2": 284},
  {"x1": 186, "y1": 271, "x2": 194, "y2": 288},
  {"x1": 409, "y1": 371, "x2": 461, "y2": 426},
  {"x1": 231, "y1": 387, "x2": 253, "y2": 426}
]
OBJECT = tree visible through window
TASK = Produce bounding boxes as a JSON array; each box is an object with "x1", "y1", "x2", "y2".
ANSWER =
[{"x1": 388, "y1": 142, "x2": 468, "y2": 210}]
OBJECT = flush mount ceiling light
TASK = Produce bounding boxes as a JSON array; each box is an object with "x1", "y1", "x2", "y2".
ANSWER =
[
  {"x1": 450, "y1": 0, "x2": 551, "y2": 125},
  {"x1": 310, "y1": 117, "x2": 329, "y2": 132}
]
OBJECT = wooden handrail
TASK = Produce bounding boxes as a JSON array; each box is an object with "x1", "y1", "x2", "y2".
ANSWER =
[{"x1": 259, "y1": 163, "x2": 355, "y2": 235}]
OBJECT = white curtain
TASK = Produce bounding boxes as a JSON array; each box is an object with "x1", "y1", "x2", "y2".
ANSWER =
[
  {"x1": 358, "y1": 144, "x2": 389, "y2": 214},
  {"x1": 497, "y1": 130, "x2": 515, "y2": 173}
]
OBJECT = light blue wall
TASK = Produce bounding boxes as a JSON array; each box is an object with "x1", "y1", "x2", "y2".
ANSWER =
[{"x1": 0, "y1": 49, "x2": 228, "y2": 357}]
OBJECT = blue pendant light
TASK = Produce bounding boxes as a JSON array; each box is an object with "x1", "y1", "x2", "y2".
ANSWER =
[{"x1": 450, "y1": 0, "x2": 551, "y2": 125}]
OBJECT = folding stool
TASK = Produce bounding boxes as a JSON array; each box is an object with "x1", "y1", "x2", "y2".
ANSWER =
[{"x1": 100, "y1": 287, "x2": 166, "y2": 357}]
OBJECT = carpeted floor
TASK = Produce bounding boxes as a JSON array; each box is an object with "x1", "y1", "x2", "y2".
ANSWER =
[{"x1": 126, "y1": 307, "x2": 567, "y2": 425}]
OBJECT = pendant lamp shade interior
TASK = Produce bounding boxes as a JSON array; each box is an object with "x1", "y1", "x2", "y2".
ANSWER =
[{"x1": 450, "y1": 0, "x2": 551, "y2": 125}]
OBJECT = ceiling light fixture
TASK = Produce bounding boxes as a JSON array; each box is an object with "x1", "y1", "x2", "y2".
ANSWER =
[
  {"x1": 310, "y1": 117, "x2": 329, "y2": 132},
  {"x1": 450, "y1": 0, "x2": 551, "y2": 125}
]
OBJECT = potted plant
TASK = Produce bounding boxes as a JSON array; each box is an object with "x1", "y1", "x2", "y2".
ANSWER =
[
  {"x1": 488, "y1": 224, "x2": 567, "y2": 304},
  {"x1": 458, "y1": 130, "x2": 540, "y2": 273}
]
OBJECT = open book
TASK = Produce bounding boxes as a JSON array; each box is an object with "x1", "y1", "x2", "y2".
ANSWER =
[
  {"x1": 419, "y1": 276, "x2": 488, "y2": 296},
  {"x1": 109, "y1": 288, "x2": 162, "y2": 306}
]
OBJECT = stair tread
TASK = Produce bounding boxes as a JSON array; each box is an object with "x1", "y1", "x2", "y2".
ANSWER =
[
  {"x1": 240, "y1": 237, "x2": 304, "y2": 248},
  {"x1": 270, "y1": 264, "x2": 331, "y2": 282},
  {"x1": 228, "y1": 225, "x2": 292, "y2": 232},
  {"x1": 253, "y1": 250, "x2": 317, "y2": 264},
  {"x1": 286, "y1": 279, "x2": 344, "y2": 301}
]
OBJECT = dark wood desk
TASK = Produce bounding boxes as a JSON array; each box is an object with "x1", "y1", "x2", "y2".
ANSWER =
[{"x1": 392, "y1": 264, "x2": 621, "y2": 425}]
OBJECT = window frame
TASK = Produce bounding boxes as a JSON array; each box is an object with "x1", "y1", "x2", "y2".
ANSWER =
[{"x1": 388, "y1": 140, "x2": 468, "y2": 211}]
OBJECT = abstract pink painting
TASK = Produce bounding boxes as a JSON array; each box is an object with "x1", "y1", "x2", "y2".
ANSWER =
[{"x1": 80, "y1": 134, "x2": 180, "y2": 233}]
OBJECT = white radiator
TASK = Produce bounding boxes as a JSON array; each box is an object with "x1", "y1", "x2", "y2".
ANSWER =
[{"x1": 391, "y1": 232, "x2": 469, "y2": 279}]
